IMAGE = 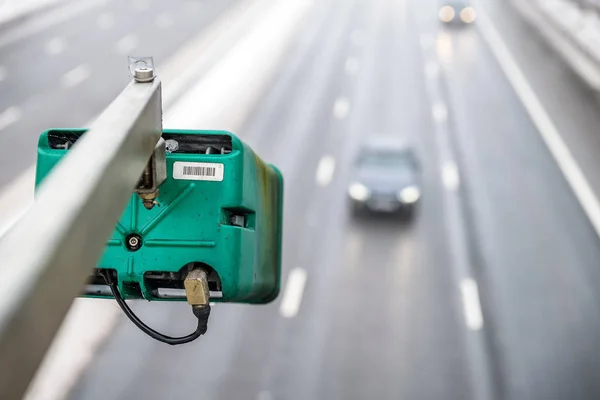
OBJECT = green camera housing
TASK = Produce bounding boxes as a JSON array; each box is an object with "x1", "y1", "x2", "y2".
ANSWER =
[{"x1": 35, "y1": 129, "x2": 283, "y2": 304}]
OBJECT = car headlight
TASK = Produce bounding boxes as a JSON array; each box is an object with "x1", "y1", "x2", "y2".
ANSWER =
[
  {"x1": 349, "y1": 183, "x2": 370, "y2": 202},
  {"x1": 460, "y1": 7, "x2": 476, "y2": 23},
  {"x1": 439, "y1": 5, "x2": 456, "y2": 22},
  {"x1": 398, "y1": 186, "x2": 421, "y2": 204}
]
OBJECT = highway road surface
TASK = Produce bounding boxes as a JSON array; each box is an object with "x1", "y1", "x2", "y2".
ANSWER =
[{"x1": 2, "y1": 0, "x2": 600, "y2": 398}]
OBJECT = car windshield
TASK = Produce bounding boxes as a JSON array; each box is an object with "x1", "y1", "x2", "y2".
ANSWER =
[
  {"x1": 359, "y1": 149, "x2": 415, "y2": 168},
  {"x1": 446, "y1": 0, "x2": 467, "y2": 6}
]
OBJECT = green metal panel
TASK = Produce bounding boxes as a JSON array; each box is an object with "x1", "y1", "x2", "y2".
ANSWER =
[{"x1": 36, "y1": 129, "x2": 283, "y2": 304}]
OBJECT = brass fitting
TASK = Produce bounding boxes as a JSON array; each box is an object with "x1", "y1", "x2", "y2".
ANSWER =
[
  {"x1": 135, "y1": 138, "x2": 166, "y2": 210},
  {"x1": 137, "y1": 191, "x2": 160, "y2": 210},
  {"x1": 184, "y1": 269, "x2": 210, "y2": 307}
]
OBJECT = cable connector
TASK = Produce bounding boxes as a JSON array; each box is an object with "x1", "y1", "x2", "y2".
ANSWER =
[
  {"x1": 102, "y1": 269, "x2": 211, "y2": 345},
  {"x1": 184, "y1": 268, "x2": 211, "y2": 335},
  {"x1": 184, "y1": 268, "x2": 210, "y2": 307}
]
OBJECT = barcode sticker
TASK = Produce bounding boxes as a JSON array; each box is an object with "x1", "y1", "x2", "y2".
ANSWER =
[{"x1": 173, "y1": 162, "x2": 224, "y2": 181}]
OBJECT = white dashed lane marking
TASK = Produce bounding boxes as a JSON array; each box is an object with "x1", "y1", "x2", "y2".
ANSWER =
[
  {"x1": 460, "y1": 278, "x2": 484, "y2": 331},
  {"x1": 333, "y1": 97, "x2": 351, "y2": 119},
  {"x1": 315, "y1": 155, "x2": 336, "y2": 187},
  {"x1": 116, "y1": 34, "x2": 138, "y2": 55},
  {"x1": 45, "y1": 37, "x2": 66, "y2": 55},
  {"x1": 0, "y1": 107, "x2": 22, "y2": 131},
  {"x1": 280, "y1": 268, "x2": 307, "y2": 318},
  {"x1": 61, "y1": 65, "x2": 91, "y2": 88},
  {"x1": 442, "y1": 161, "x2": 460, "y2": 191}
]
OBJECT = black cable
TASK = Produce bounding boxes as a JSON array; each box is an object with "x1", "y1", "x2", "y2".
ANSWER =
[{"x1": 102, "y1": 271, "x2": 210, "y2": 345}]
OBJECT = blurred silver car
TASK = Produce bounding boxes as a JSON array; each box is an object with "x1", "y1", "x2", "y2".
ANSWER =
[
  {"x1": 439, "y1": 0, "x2": 477, "y2": 25},
  {"x1": 348, "y1": 138, "x2": 422, "y2": 219}
]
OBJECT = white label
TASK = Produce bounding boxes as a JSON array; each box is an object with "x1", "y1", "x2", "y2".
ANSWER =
[{"x1": 173, "y1": 162, "x2": 224, "y2": 181}]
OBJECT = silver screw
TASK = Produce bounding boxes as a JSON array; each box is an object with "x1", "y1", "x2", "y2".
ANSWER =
[
  {"x1": 128, "y1": 236, "x2": 140, "y2": 248},
  {"x1": 134, "y1": 67, "x2": 155, "y2": 82}
]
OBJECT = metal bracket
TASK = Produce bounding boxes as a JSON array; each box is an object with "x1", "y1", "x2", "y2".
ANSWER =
[{"x1": 135, "y1": 138, "x2": 167, "y2": 209}]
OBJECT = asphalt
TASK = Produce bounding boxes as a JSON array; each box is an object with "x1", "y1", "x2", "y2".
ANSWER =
[
  {"x1": 3, "y1": 0, "x2": 600, "y2": 399},
  {"x1": 72, "y1": 1, "x2": 473, "y2": 398}
]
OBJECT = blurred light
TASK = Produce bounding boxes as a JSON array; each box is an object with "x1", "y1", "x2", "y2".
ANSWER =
[
  {"x1": 460, "y1": 7, "x2": 477, "y2": 24},
  {"x1": 398, "y1": 186, "x2": 421, "y2": 204},
  {"x1": 349, "y1": 183, "x2": 370, "y2": 201},
  {"x1": 439, "y1": 6, "x2": 456, "y2": 23},
  {"x1": 436, "y1": 31, "x2": 454, "y2": 64}
]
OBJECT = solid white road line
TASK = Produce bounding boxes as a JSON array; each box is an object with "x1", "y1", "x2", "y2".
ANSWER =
[
  {"x1": 45, "y1": 37, "x2": 66, "y2": 55},
  {"x1": 442, "y1": 161, "x2": 460, "y2": 191},
  {"x1": 61, "y1": 65, "x2": 91, "y2": 88},
  {"x1": 478, "y1": 9, "x2": 600, "y2": 241},
  {"x1": 115, "y1": 34, "x2": 138, "y2": 55},
  {"x1": 280, "y1": 268, "x2": 308, "y2": 318},
  {"x1": 460, "y1": 278, "x2": 484, "y2": 331},
  {"x1": 333, "y1": 96, "x2": 351, "y2": 119},
  {"x1": 315, "y1": 155, "x2": 336, "y2": 187},
  {"x1": 96, "y1": 13, "x2": 114, "y2": 30},
  {"x1": 0, "y1": 107, "x2": 22, "y2": 131}
]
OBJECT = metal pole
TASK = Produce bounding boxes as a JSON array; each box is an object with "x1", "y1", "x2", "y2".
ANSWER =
[{"x1": 0, "y1": 71, "x2": 162, "y2": 399}]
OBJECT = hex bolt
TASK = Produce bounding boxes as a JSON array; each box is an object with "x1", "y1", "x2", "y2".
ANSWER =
[{"x1": 134, "y1": 67, "x2": 155, "y2": 82}]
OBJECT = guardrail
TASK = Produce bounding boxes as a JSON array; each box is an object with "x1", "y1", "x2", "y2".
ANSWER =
[
  {"x1": 0, "y1": 64, "x2": 162, "y2": 399},
  {"x1": 513, "y1": 0, "x2": 600, "y2": 91}
]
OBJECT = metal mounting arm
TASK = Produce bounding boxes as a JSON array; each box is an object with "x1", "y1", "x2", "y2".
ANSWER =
[{"x1": 0, "y1": 68, "x2": 162, "y2": 399}]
